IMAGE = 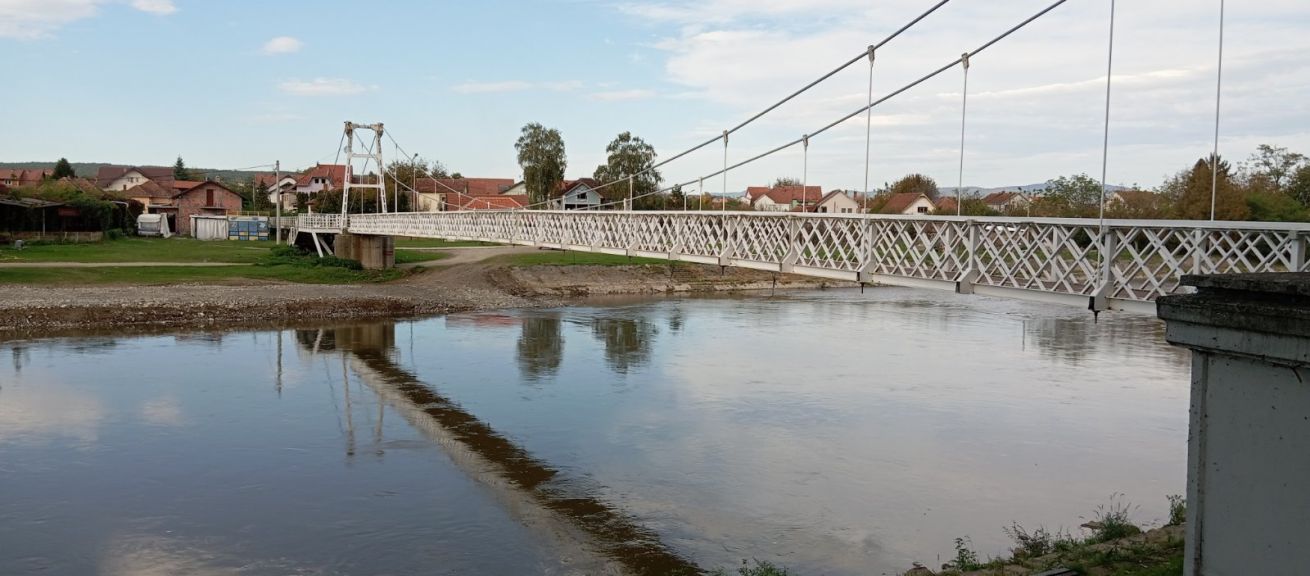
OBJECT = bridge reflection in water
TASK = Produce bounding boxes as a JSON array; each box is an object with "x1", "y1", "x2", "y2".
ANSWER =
[{"x1": 297, "y1": 323, "x2": 700, "y2": 576}]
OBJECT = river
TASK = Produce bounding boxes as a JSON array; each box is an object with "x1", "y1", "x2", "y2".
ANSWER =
[{"x1": 0, "y1": 288, "x2": 1190, "y2": 575}]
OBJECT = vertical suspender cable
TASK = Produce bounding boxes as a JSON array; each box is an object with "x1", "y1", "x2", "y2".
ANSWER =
[
  {"x1": 956, "y1": 52, "x2": 971, "y2": 217},
  {"x1": 721, "y1": 130, "x2": 729, "y2": 211},
  {"x1": 1099, "y1": 0, "x2": 1116, "y2": 226},
  {"x1": 863, "y1": 45, "x2": 876, "y2": 214},
  {"x1": 1210, "y1": 0, "x2": 1225, "y2": 221},
  {"x1": 802, "y1": 134, "x2": 810, "y2": 210}
]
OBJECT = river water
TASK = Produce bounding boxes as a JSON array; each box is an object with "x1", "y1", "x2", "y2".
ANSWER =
[{"x1": 0, "y1": 288, "x2": 1190, "y2": 575}]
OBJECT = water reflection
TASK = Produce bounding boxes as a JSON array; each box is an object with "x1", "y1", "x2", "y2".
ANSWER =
[
  {"x1": 518, "y1": 314, "x2": 564, "y2": 381},
  {"x1": 308, "y1": 323, "x2": 698, "y2": 576},
  {"x1": 590, "y1": 317, "x2": 658, "y2": 375}
]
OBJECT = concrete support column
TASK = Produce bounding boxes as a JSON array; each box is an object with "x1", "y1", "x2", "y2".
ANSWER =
[
  {"x1": 1157, "y1": 273, "x2": 1310, "y2": 576},
  {"x1": 334, "y1": 232, "x2": 395, "y2": 270}
]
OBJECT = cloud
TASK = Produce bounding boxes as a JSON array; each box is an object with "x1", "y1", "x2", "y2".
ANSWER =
[
  {"x1": 131, "y1": 0, "x2": 175, "y2": 15},
  {"x1": 543, "y1": 80, "x2": 584, "y2": 92},
  {"x1": 591, "y1": 89, "x2": 656, "y2": 102},
  {"x1": 278, "y1": 78, "x2": 375, "y2": 96},
  {"x1": 261, "y1": 35, "x2": 302, "y2": 54},
  {"x1": 452, "y1": 80, "x2": 533, "y2": 94},
  {"x1": 0, "y1": 0, "x2": 101, "y2": 39}
]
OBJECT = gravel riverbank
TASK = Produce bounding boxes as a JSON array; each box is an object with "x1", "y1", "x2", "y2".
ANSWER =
[{"x1": 0, "y1": 256, "x2": 847, "y2": 336}]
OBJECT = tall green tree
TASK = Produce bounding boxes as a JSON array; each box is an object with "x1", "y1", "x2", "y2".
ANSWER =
[
  {"x1": 888, "y1": 173, "x2": 940, "y2": 200},
  {"x1": 1159, "y1": 155, "x2": 1248, "y2": 221},
  {"x1": 1288, "y1": 164, "x2": 1310, "y2": 207},
  {"x1": 1038, "y1": 173, "x2": 1102, "y2": 217},
  {"x1": 173, "y1": 156, "x2": 192, "y2": 181},
  {"x1": 1246, "y1": 144, "x2": 1306, "y2": 193},
  {"x1": 593, "y1": 131, "x2": 662, "y2": 208},
  {"x1": 52, "y1": 158, "x2": 75, "y2": 179},
  {"x1": 515, "y1": 123, "x2": 567, "y2": 206}
]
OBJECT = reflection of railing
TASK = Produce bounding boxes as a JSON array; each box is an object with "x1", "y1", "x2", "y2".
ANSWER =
[
  {"x1": 334, "y1": 211, "x2": 1310, "y2": 311},
  {"x1": 297, "y1": 213, "x2": 347, "y2": 231}
]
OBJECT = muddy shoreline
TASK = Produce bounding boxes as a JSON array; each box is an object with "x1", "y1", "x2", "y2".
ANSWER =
[{"x1": 0, "y1": 262, "x2": 850, "y2": 337}]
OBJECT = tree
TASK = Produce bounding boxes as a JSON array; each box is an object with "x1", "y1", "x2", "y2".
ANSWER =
[
  {"x1": 52, "y1": 158, "x2": 75, "y2": 179},
  {"x1": 772, "y1": 177, "x2": 802, "y2": 188},
  {"x1": 1289, "y1": 164, "x2": 1310, "y2": 207},
  {"x1": 888, "y1": 173, "x2": 940, "y2": 200},
  {"x1": 173, "y1": 156, "x2": 192, "y2": 181},
  {"x1": 1158, "y1": 155, "x2": 1248, "y2": 221},
  {"x1": 1246, "y1": 144, "x2": 1306, "y2": 193},
  {"x1": 516, "y1": 123, "x2": 567, "y2": 206},
  {"x1": 450, "y1": 171, "x2": 463, "y2": 179},
  {"x1": 670, "y1": 183, "x2": 685, "y2": 210},
  {"x1": 593, "y1": 131, "x2": 662, "y2": 209},
  {"x1": 1037, "y1": 173, "x2": 1102, "y2": 218}
]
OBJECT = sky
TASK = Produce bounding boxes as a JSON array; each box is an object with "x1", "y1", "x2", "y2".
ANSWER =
[{"x1": 1, "y1": 0, "x2": 1307, "y2": 191}]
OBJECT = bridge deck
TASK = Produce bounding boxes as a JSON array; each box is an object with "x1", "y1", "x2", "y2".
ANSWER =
[{"x1": 297, "y1": 211, "x2": 1310, "y2": 313}]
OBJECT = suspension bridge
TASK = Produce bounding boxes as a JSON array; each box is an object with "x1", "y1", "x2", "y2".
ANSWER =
[{"x1": 289, "y1": 0, "x2": 1305, "y2": 314}]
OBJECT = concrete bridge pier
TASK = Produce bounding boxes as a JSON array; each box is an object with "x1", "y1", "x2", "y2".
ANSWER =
[
  {"x1": 1157, "y1": 273, "x2": 1310, "y2": 575},
  {"x1": 334, "y1": 232, "x2": 395, "y2": 270}
]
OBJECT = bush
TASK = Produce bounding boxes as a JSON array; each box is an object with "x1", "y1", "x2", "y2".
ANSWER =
[
  {"x1": 261, "y1": 244, "x2": 362, "y2": 270},
  {"x1": 1167, "y1": 495, "x2": 1186, "y2": 526},
  {"x1": 1087, "y1": 497, "x2": 1141, "y2": 543},
  {"x1": 945, "y1": 537, "x2": 983, "y2": 571},
  {"x1": 1004, "y1": 523, "x2": 1076, "y2": 559},
  {"x1": 708, "y1": 560, "x2": 793, "y2": 576},
  {"x1": 105, "y1": 229, "x2": 126, "y2": 241}
]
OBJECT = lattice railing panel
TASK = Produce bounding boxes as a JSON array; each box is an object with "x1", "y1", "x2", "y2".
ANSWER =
[{"x1": 317, "y1": 212, "x2": 1310, "y2": 307}]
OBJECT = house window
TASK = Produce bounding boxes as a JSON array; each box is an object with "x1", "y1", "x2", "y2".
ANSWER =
[{"x1": 917, "y1": 206, "x2": 929, "y2": 214}]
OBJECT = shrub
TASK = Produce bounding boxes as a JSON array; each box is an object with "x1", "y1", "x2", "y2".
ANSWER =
[
  {"x1": 1088, "y1": 496, "x2": 1142, "y2": 543},
  {"x1": 708, "y1": 560, "x2": 793, "y2": 576},
  {"x1": 1003, "y1": 523, "x2": 1076, "y2": 559},
  {"x1": 1167, "y1": 495, "x2": 1186, "y2": 526},
  {"x1": 944, "y1": 537, "x2": 983, "y2": 571}
]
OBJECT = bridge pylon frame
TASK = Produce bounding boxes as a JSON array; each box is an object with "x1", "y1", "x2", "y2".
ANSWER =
[{"x1": 341, "y1": 122, "x2": 387, "y2": 218}]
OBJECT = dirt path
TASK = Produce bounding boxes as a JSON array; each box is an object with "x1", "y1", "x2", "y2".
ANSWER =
[{"x1": 399, "y1": 245, "x2": 537, "y2": 268}]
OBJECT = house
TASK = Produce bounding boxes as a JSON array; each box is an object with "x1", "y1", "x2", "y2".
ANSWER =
[
  {"x1": 457, "y1": 195, "x2": 527, "y2": 211},
  {"x1": 551, "y1": 178, "x2": 609, "y2": 210},
  {"x1": 96, "y1": 166, "x2": 175, "y2": 191},
  {"x1": 934, "y1": 196, "x2": 959, "y2": 214},
  {"x1": 294, "y1": 164, "x2": 348, "y2": 195},
  {"x1": 411, "y1": 177, "x2": 518, "y2": 211},
  {"x1": 879, "y1": 192, "x2": 936, "y2": 215},
  {"x1": 126, "y1": 180, "x2": 242, "y2": 235},
  {"x1": 1109, "y1": 189, "x2": 1157, "y2": 206},
  {"x1": 746, "y1": 185, "x2": 823, "y2": 212},
  {"x1": 0, "y1": 168, "x2": 53, "y2": 188},
  {"x1": 981, "y1": 190, "x2": 1029, "y2": 212},
  {"x1": 813, "y1": 191, "x2": 861, "y2": 214}
]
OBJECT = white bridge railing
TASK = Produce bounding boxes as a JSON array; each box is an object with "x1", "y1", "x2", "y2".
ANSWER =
[
  {"x1": 297, "y1": 213, "x2": 348, "y2": 232},
  {"x1": 302, "y1": 211, "x2": 1310, "y2": 312}
]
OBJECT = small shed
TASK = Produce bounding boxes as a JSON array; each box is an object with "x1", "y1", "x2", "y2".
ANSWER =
[
  {"x1": 137, "y1": 213, "x2": 172, "y2": 238},
  {"x1": 191, "y1": 215, "x2": 230, "y2": 240}
]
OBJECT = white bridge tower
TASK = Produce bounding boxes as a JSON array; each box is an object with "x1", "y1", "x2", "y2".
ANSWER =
[{"x1": 341, "y1": 122, "x2": 387, "y2": 216}]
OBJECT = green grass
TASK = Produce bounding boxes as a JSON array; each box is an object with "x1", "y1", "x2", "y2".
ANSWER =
[
  {"x1": 0, "y1": 265, "x2": 405, "y2": 285},
  {"x1": 394, "y1": 237, "x2": 499, "y2": 248},
  {"x1": 497, "y1": 250, "x2": 673, "y2": 267},
  {"x1": 394, "y1": 250, "x2": 450, "y2": 264},
  {"x1": 0, "y1": 237, "x2": 272, "y2": 264}
]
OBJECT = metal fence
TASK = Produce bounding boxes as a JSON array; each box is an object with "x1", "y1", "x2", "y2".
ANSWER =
[{"x1": 302, "y1": 211, "x2": 1310, "y2": 311}]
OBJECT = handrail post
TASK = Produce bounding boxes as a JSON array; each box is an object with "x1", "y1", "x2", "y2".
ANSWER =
[
  {"x1": 1090, "y1": 224, "x2": 1117, "y2": 312},
  {"x1": 1289, "y1": 230, "x2": 1306, "y2": 272},
  {"x1": 718, "y1": 213, "x2": 735, "y2": 266},
  {"x1": 956, "y1": 219, "x2": 980, "y2": 294},
  {"x1": 781, "y1": 215, "x2": 800, "y2": 273},
  {"x1": 858, "y1": 216, "x2": 875, "y2": 284}
]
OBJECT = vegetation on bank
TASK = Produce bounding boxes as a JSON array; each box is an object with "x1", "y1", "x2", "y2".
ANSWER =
[
  {"x1": 0, "y1": 236, "x2": 446, "y2": 266},
  {"x1": 394, "y1": 237, "x2": 499, "y2": 248}
]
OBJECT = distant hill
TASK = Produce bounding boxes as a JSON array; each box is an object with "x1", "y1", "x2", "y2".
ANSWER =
[
  {"x1": 0, "y1": 162, "x2": 269, "y2": 184},
  {"x1": 939, "y1": 182, "x2": 1129, "y2": 197}
]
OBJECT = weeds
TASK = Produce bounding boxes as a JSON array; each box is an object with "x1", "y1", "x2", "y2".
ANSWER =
[
  {"x1": 945, "y1": 537, "x2": 983, "y2": 571},
  {"x1": 708, "y1": 559, "x2": 793, "y2": 576},
  {"x1": 1166, "y1": 494, "x2": 1186, "y2": 526},
  {"x1": 1003, "y1": 523, "x2": 1077, "y2": 559},
  {"x1": 1086, "y1": 495, "x2": 1142, "y2": 543},
  {"x1": 262, "y1": 244, "x2": 363, "y2": 270}
]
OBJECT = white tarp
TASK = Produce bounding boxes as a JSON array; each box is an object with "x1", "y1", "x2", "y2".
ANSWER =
[
  {"x1": 191, "y1": 215, "x2": 229, "y2": 241},
  {"x1": 136, "y1": 213, "x2": 172, "y2": 238}
]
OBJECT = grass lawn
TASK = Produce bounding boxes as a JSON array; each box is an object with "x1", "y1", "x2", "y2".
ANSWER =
[
  {"x1": 394, "y1": 250, "x2": 450, "y2": 265},
  {"x1": 497, "y1": 250, "x2": 674, "y2": 267},
  {"x1": 0, "y1": 265, "x2": 407, "y2": 285},
  {"x1": 394, "y1": 237, "x2": 500, "y2": 248},
  {"x1": 0, "y1": 237, "x2": 272, "y2": 264}
]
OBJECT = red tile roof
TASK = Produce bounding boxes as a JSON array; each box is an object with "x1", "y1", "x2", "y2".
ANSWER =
[
  {"x1": 172, "y1": 180, "x2": 204, "y2": 192},
  {"x1": 429, "y1": 177, "x2": 516, "y2": 196},
  {"x1": 0, "y1": 169, "x2": 53, "y2": 186},
  {"x1": 982, "y1": 191, "x2": 1024, "y2": 206},
  {"x1": 95, "y1": 165, "x2": 174, "y2": 187},
  {"x1": 934, "y1": 197, "x2": 958, "y2": 213},
  {"x1": 879, "y1": 192, "x2": 934, "y2": 214},
  {"x1": 747, "y1": 185, "x2": 823, "y2": 207},
  {"x1": 296, "y1": 164, "x2": 348, "y2": 187},
  {"x1": 458, "y1": 194, "x2": 526, "y2": 210},
  {"x1": 125, "y1": 180, "x2": 179, "y2": 200}
]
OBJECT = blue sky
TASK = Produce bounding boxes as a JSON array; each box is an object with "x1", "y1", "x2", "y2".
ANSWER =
[{"x1": 2, "y1": 0, "x2": 1308, "y2": 191}]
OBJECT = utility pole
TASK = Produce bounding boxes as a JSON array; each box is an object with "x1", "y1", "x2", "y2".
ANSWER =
[
  {"x1": 274, "y1": 160, "x2": 281, "y2": 244},
  {"x1": 412, "y1": 153, "x2": 419, "y2": 212}
]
